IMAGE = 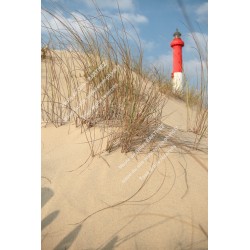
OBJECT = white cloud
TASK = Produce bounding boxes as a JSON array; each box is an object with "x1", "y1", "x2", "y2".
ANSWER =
[
  {"x1": 82, "y1": 0, "x2": 134, "y2": 11},
  {"x1": 41, "y1": 10, "x2": 104, "y2": 35},
  {"x1": 195, "y1": 2, "x2": 208, "y2": 23},
  {"x1": 78, "y1": 0, "x2": 149, "y2": 46},
  {"x1": 42, "y1": 9, "x2": 150, "y2": 50},
  {"x1": 107, "y1": 11, "x2": 148, "y2": 46},
  {"x1": 120, "y1": 12, "x2": 148, "y2": 24},
  {"x1": 42, "y1": 0, "x2": 150, "y2": 51}
]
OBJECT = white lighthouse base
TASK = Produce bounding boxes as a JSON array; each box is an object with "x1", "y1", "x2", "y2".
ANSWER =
[{"x1": 172, "y1": 72, "x2": 183, "y2": 93}]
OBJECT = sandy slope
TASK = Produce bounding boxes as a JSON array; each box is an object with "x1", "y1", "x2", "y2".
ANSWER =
[
  {"x1": 42, "y1": 51, "x2": 207, "y2": 250},
  {"x1": 42, "y1": 115, "x2": 207, "y2": 250}
]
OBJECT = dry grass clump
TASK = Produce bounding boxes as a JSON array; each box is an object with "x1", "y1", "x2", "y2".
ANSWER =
[{"x1": 41, "y1": 7, "x2": 167, "y2": 154}]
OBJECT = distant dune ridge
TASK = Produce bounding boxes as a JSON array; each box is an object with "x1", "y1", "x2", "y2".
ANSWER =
[{"x1": 42, "y1": 7, "x2": 207, "y2": 250}]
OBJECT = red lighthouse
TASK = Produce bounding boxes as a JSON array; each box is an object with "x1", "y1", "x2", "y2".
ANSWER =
[{"x1": 170, "y1": 29, "x2": 184, "y2": 91}]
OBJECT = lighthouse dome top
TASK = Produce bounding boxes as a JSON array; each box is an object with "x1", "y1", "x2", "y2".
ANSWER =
[
  {"x1": 173, "y1": 29, "x2": 181, "y2": 38},
  {"x1": 170, "y1": 28, "x2": 184, "y2": 47}
]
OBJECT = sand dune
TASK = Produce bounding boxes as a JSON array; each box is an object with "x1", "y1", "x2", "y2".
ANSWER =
[
  {"x1": 42, "y1": 49, "x2": 207, "y2": 249},
  {"x1": 42, "y1": 110, "x2": 207, "y2": 250}
]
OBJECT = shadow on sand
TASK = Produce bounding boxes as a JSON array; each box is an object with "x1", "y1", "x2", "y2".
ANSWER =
[
  {"x1": 100, "y1": 236, "x2": 119, "y2": 250},
  {"x1": 53, "y1": 225, "x2": 82, "y2": 250},
  {"x1": 42, "y1": 187, "x2": 54, "y2": 208},
  {"x1": 42, "y1": 210, "x2": 60, "y2": 231}
]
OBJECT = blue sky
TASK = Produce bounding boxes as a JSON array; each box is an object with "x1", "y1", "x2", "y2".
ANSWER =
[{"x1": 42, "y1": 0, "x2": 208, "y2": 85}]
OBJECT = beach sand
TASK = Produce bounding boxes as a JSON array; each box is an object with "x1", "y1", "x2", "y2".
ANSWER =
[
  {"x1": 42, "y1": 105, "x2": 207, "y2": 250},
  {"x1": 41, "y1": 51, "x2": 207, "y2": 249}
]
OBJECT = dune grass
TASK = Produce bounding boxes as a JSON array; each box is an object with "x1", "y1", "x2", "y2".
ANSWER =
[
  {"x1": 41, "y1": 3, "x2": 208, "y2": 152},
  {"x1": 42, "y1": 6, "x2": 167, "y2": 154}
]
